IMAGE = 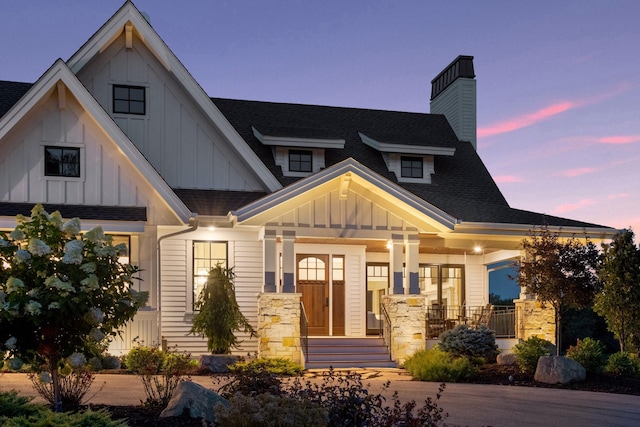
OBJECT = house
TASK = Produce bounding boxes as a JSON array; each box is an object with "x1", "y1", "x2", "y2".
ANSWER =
[{"x1": 0, "y1": 1, "x2": 617, "y2": 366}]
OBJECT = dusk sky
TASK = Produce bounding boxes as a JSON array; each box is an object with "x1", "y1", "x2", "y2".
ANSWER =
[{"x1": 2, "y1": 0, "x2": 639, "y2": 237}]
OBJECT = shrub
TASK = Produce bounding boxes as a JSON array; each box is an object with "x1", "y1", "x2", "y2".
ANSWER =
[
  {"x1": 0, "y1": 391, "x2": 124, "y2": 426},
  {"x1": 216, "y1": 392, "x2": 328, "y2": 426},
  {"x1": 230, "y1": 357, "x2": 303, "y2": 376},
  {"x1": 403, "y1": 348, "x2": 479, "y2": 382},
  {"x1": 125, "y1": 345, "x2": 191, "y2": 407},
  {"x1": 566, "y1": 337, "x2": 606, "y2": 374},
  {"x1": 102, "y1": 354, "x2": 122, "y2": 370},
  {"x1": 606, "y1": 352, "x2": 640, "y2": 377},
  {"x1": 439, "y1": 325, "x2": 498, "y2": 361},
  {"x1": 28, "y1": 360, "x2": 98, "y2": 410},
  {"x1": 513, "y1": 336, "x2": 554, "y2": 374}
]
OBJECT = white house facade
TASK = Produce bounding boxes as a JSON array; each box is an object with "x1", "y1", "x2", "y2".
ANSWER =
[{"x1": 0, "y1": 2, "x2": 616, "y2": 367}]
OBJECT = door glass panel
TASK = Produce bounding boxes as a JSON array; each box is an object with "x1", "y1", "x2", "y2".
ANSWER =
[{"x1": 366, "y1": 263, "x2": 388, "y2": 334}]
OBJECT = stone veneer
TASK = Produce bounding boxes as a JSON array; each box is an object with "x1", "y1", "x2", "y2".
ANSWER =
[
  {"x1": 257, "y1": 293, "x2": 303, "y2": 365},
  {"x1": 514, "y1": 296, "x2": 556, "y2": 345},
  {"x1": 382, "y1": 295, "x2": 426, "y2": 364}
]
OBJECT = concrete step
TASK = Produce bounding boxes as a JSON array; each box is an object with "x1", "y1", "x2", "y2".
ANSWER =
[{"x1": 305, "y1": 337, "x2": 395, "y2": 369}]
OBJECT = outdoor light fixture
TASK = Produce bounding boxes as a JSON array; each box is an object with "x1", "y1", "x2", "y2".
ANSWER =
[
  {"x1": 386, "y1": 240, "x2": 393, "y2": 250},
  {"x1": 473, "y1": 246, "x2": 483, "y2": 254},
  {"x1": 208, "y1": 226, "x2": 215, "y2": 231}
]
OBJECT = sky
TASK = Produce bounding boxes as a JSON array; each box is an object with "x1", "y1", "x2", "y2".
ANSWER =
[{"x1": 1, "y1": 0, "x2": 639, "y2": 238}]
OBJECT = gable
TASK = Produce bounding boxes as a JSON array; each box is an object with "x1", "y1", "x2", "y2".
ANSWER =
[
  {"x1": 232, "y1": 159, "x2": 457, "y2": 234},
  {"x1": 0, "y1": 61, "x2": 190, "y2": 225},
  {"x1": 68, "y1": 1, "x2": 281, "y2": 193}
]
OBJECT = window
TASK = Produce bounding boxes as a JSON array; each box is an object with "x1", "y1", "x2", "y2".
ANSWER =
[
  {"x1": 113, "y1": 85, "x2": 145, "y2": 115},
  {"x1": 289, "y1": 150, "x2": 312, "y2": 172},
  {"x1": 193, "y1": 241, "x2": 227, "y2": 309},
  {"x1": 110, "y1": 235, "x2": 131, "y2": 264},
  {"x1": 401, "y1": 156, "x2": 423, "y2": 178},
  {"x1": 419, "y1": 264, "x2": 465, "y2": 307},
  {"x1": 45, "y1": 147, "x2": 80, "y2": 177}
]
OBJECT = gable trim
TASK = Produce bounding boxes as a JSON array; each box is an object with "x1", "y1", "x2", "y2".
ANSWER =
[
  {"x1": 231, "y1": 158, "x2": 458, "y2": 231},
  {"x1": 66, "y1": 1, "x2": 282, "y2": 193},
  {"x1": 359, "y1": 132, "x2": 456, "y2": 156},
  {"x1": 0, "y1": 59, "x2": 192, "y2": 223}
]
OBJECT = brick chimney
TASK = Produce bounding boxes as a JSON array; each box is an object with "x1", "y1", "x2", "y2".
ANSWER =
[{"x1": 430, "y1": 55, "x2": 477, "y2": 150}]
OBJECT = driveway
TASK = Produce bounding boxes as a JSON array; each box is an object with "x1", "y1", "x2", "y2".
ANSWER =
[{"x1": 2, "y1": 371, "x2": 639, "y2": 426}]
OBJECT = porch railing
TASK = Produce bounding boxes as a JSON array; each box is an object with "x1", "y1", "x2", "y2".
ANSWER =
[
  {"x1": 300, "y1": 301, "x2": 309, "y2": 361},
  {"x1": 380, "y1": 303, "x2": 392, "y2": 356},
  {"x1": 425, "y1": 305, "x2": 518, "y2": 339}
]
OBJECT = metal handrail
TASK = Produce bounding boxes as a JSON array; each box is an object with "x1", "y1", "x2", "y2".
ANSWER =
[
  {"x1": 425, "y1": 305, "x2": 518, "y2": 339},
  {"x1": 380, "y1": 303, "x2": 392, "y2": 356},
  {"x1": 299, "y1": 301, "x2": 309, "y2": 362}
]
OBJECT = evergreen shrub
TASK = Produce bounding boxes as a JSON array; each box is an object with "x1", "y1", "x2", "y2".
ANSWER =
[
  {"x1": 606, "y1": 352, "x2": 640, "y2": 377},
  {"x1": 566, "y1": 337, "x2": 606, "y2": 374},
  {"x1": 512, "y1": 336, "x2": 554, "y2": 374},
  {"x1": 439, "y1": 325, "x2": 498, "y2": 361},
  {"x1": 403, "y1": 348, "x2": 479, "y2": 382}
]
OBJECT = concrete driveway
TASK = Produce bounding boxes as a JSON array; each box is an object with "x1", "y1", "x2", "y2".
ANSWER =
[{"x1": 2, "y1": 371, "x2": 639, "y2": 426}]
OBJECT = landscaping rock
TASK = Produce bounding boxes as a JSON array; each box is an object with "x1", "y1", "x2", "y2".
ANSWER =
[
  {"x1": 534, "y1": 356, "x2": 586, "y2": 384},
  {"x1": 497, "y1": 352, "x2": 518, "y2": 366},
  {"x1": 160, "y1": 381, "x2": 228, "y2": 422},
  {"x1": 198, "y1": 354, "x2": 241, "y2": 373}
]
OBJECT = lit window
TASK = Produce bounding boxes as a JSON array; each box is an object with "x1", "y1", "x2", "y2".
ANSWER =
[
  {"x1": 193, "y1": 241, "x2": 228, "y2": 308},
  {"x1": 110, "y1": 235, "x2": 131, "y2": 264},
  {"x1": 45, "y1": 147, "x2": 80, "y2": 177},
  {"x1": 289, "y1": 150, "x2": 312, "y2": 172},
  {"x1": 401, "y1": 156, "x2": 423, "y2": 178},
  {"x1": 113, "y1": 85, "x2": 145, "y2": 115}
]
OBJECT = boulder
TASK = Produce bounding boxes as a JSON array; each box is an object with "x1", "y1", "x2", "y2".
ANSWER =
[
  {"x1": 534, "y1": 356, "x2": 586, "y2": 384},
  {"x1": 497, "y1": 352, "x2": 518, "y2": 366},
  {"x1": 160, "y1": 381, "x2": 229, "y2": 422},
  {"x1": 199, "y1": 354, "x2": 241, "y2": 373}
]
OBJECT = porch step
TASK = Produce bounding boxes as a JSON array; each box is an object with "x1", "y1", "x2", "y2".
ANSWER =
[{"x1": 305, "y1": 337, "x2": 396, "y2": 369}]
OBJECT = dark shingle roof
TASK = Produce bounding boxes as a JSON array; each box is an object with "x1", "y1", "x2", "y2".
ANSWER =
[
  {"x1": 173, "y1": 189, "x2": 266, "y2": 216},
  {"x1": 0, "y1": 81, "x2": 33, "y2": 118},
  {"x1": 0, "y1": 202, "x2": 146, "y2": 222}
]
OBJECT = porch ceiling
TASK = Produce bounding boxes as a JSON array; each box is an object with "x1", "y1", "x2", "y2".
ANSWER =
[{"x1": 292, "y1": 237, "x2": 501, "y2": 255}]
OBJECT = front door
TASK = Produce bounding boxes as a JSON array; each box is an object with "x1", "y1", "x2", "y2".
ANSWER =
[{"x1": 297, "y1": 255, "x2": 329, "y2": 335}]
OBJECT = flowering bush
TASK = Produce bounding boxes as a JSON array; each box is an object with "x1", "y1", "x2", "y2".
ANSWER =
[{"x1": 0, "y1": 204, "x2": 147, "y2": 410}]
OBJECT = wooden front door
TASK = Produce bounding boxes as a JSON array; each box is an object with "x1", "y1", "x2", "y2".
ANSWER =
[{"x1": 297, "y1": 255, "x2": 329, "y2": 335}]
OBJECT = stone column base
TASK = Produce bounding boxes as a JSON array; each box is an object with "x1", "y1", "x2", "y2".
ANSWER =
[
  {"x1": 382, "y1": 295, "x2": 426, "y2": 365},
  {"x1": 514, "y1": 298, "x2": 556, "y2": 345},
  {"x1": 258, "y1": 293, "x2": 303, "y2": 365}
]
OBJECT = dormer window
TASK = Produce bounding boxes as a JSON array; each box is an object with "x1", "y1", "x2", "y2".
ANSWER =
[
  {"x1": 401, "y1": 156, "x2": 423, "y2": 179},
  {"x1": 113, "y1": 85, "x2": 145, "y2": 115},
  {"x1": 289, "y1": 150, "x2": 312, "y2": 173},
  {"x1": 252, "y1": 126, "x2": 345, "y2": 178}
]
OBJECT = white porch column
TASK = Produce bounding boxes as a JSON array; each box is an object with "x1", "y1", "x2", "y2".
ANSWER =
[
  {"x1": 406, "y1": 234, "x2": 420, "y2": 295},
  {"x1": 282, "y1": 230, "x2": 296, "y2": 293},
  {"x1": 263, "y1": 229, "x2": 277, "y2": 292},
  {"x1": 390, "y1": 234, "x2": 404, "y2": 294}
]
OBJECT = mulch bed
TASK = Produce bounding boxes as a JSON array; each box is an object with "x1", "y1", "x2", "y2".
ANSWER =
[{"x1": 86, "y1": 364, "x2": 640, "y2": 426}]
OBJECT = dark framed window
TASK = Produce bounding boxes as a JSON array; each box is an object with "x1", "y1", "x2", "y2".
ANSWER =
[
  {"x1": 401, "y1": 156, "x2": 423, "y2": 178},
  {"x1": 289, "y1": 150, "x2": 312, "y2": 172},
  {"x1": 113, "y1": 85, "x2": 145, "y2": 115},
  {"x1": 45, "y1": 147, "x2": 80, "y2": 177},
  {"x1": 193, "y1": 241, "x2": 228, "y2": 309}
]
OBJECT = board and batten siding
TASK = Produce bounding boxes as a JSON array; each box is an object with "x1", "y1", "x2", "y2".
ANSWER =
[
  {"x1": 273, "y1": 189, "x2": 417, "y2": 232},
  {"x1": 0, "y1": 89, "x2": 176, "y2": 225},
  {"x1": 77, "y1": 31, "x2": 265, "y2": 192},
  {"x1": 159, "y1": 231, "x2": 261, "y2": 356}
]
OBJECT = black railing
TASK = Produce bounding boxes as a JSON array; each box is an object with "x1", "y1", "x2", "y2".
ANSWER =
[
  {"x1": 300, "y1": 301, "x2": 309, "y2": 361},
  {"x1": 425, "y1": 305, "x2": 518, "y2": 339},
  {"x1": 380, "y1": 303, "x2": 392, "y2": 356}
]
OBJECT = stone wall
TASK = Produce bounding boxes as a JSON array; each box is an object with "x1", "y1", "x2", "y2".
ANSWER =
[
  {"x1": 514, "y1": 297, "x2": 556, "y2": 345},
  {"x1": 257, "y1": 293, "x2": 303, "y2": 365},
  {"x1": 382, "y1": 295, "x2": 426, "y2": 364}
]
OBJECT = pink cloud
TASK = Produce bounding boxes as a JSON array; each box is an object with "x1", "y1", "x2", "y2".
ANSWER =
[
  {"x1": 478, "y1": 102, "x2": 575, "y2": 138},
  {"x1": 608, "y1": 193, "x2": 629, "y2": 200},
  {"x1": 561, "y1": 167, "x2": 596, "y2": 177},
  {"x1": 553, "y1": 198, "x2": 595, "y2": 214},
  {"x1": 596, "y1": 135, "x2": 640, "y2": 145},
  {"x1": 494, "y1": 175, "x2": 525, "y2": 183}
]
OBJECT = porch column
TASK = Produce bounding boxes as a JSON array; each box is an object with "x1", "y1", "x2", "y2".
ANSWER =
[
  {"x1": 406, "y1": 234, "x2": 420, "y2": 295},
  {"x1": 282, "y1": 230, "x2": 296, "y2": 293},
  {"x1": 258, "y1": 293, "x2": 302, "y2": 365},
  {"x1": 263, "y1": 229, "x2": 277, "y2": 292},
  {"x1": 390, "y1": 234, "x2": 404, "y2": 294},
  {"x1": 382, "y1": 295, "x2": 426, "y2": 364}
]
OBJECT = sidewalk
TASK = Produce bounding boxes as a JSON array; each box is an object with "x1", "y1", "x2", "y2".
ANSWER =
[{"x1": 2, "y1": 371, "x2": 640, "y2": 427}]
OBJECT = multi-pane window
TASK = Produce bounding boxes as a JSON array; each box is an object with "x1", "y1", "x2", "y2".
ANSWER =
[
  {"x1": 193, "y1": 241, "x2": 227, "y2": 308},
  {"x1": 289, "y1": 150, "x2": 312, "y2": 172},
  {"x1": 297, "y1": 256, "x2": 326, "y2": 281},
  {"x1": 419, "y1": 264, "x2": 465, "y2": 308},
  {"x1": 110, "y1": 235, "x2": 131, "y2": 264},
  {"x1": 401, "y1": 156, "x2": 423, "y2": 178},
  {"x1": 45, "y1": 147, "x2": 80, "y2": 177},
  {"x1": 113, "y1": 85, "x2": 145, "y2": 115}
]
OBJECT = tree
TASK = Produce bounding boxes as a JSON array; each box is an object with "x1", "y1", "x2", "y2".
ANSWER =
[
  {"x1": 594, "y1": 229, "x2": 640, "y2": 352},
  {"x1": 516, "y1": 225, "x2": 600, "y2": 355},
  {"x1": 0, "y1": 204, "x2": 147, "y2": 411},
  {"x1": 190, "y1": 264, "x2": 256, "y2": 354}
]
